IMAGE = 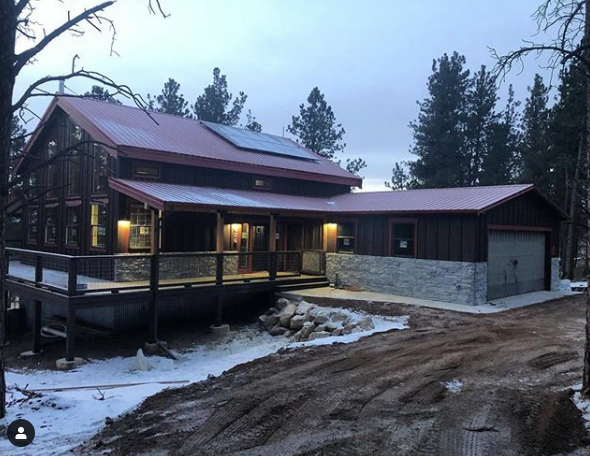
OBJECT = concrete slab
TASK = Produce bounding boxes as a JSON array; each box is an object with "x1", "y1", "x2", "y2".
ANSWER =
[{"x1": 279, "y1": 287, "x2": 579, "y2": 314}]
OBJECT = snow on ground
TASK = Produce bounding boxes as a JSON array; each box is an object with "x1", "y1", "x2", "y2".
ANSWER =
[
  {"x1": 572, "y1": 385, "x2": 590, "y2": 430},
  {"x1": 443, "y1": 380, "x2": 463, "y2": 394},
  {"x1": 0, "y1": 308, "x2": 407, "y2": 456}
]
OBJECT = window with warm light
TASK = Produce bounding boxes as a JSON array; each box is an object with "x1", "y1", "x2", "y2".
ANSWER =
[
  {"x1": 253, "y1": 178, "x2": 271, "y2": 190},
  {"x1": 90, "y1": 204, "x2": 107, "y2": 248},
  {"x1": 129, "y1": 204, "x2": 152, "y2": 249}
]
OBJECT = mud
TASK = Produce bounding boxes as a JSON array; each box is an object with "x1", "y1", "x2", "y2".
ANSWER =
[{"x1": 82, "y1": 295, "x2": 590, "y2": 455}]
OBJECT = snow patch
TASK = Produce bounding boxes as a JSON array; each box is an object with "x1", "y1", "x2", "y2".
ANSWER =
[
  {"x1": 444, "y1": 380, "x2": 463, "y2": 394},
  {"x1": 0, "y1": 310, "x2": 407, "y2": 456}
]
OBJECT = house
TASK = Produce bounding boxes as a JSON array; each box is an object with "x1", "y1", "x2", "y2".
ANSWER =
[{"x1": 7, "y1": 96, "x2": 566, "y2": 358}]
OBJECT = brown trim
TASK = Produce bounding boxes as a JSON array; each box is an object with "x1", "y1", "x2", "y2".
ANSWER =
[
  {"x1": 388, "y1": 218, "x2": 418, "y2": 258},
  {"x1": 488, "y1": 225, "x2": 552, "y2": 232}
]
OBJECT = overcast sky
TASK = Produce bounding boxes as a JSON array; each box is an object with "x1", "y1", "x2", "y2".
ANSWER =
[{"x1": 15, "y1": 0, "x2": 557, "y2": 191}]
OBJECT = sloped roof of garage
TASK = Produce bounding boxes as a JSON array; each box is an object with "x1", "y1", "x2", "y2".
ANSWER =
[{"x1": 109, "y1": 179, "x2": 567, "y2": 218}]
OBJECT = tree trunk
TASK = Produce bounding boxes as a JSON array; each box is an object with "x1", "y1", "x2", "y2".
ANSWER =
[
  {"x1": 565, "y1": 133, "x2": 584, "y2": 280},
  {"x1": 582, "y1": 0, "x2": 590, "y2": 399},
  {"x1": 0, "y1": 1, "x2": 17, "y2": 418}
]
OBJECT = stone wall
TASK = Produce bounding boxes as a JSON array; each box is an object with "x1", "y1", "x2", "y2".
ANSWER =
[
  {"x1": 551, "y1": 257, "x2": 561, "y2": 291},
  {"x1": 301, "y1": 251, "x2": 324, "y2": 274},
  {"x1": 326, "y1": 253, "x2": 487, "y2": 306},
  {"x1": 114, "y1": 252, "x2": 239, "y2": 282}
]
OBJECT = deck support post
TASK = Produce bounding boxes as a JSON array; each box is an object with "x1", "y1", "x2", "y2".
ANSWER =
[
  {"x1": 148, "y1": 209, "x2": 161, "y2": 344},
  {"x1": 66, "y1": 304, "x2": 76, "y2": 362},
  {"x1": 269, "y1": 213, "x2": 277, "y2": 281},
  {"x1": 33, "y1": 299, "x2": 42, "y2": 354},
  {"x1": 215, "y1": 295, "x2": 223, "y2": 327},
  {"x1": 216, "y1": 211, "x2": 225, "y2": 286}
]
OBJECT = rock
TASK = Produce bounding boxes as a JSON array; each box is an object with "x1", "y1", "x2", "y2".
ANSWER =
[
  {"x1": 331, "y1": 328, "x2": 343, "y2": 336},
  {"x1": 304, "y1": 311, "x2": 315, "y2": 322},
  {"x1": 131, "y1": 349, "x2": 151, "y2": 372},
  {"x1": 284, "y1": 329, "x2": 297, "y2": 337},
  {"x1": 342, "y1": 323, "x2": 355, "y2": 335},
  {"x1": 258, "y1": 314, "x2": 279, "y2": 330},
  {"x1": 308, "y1": 331, "x2": 331, "y2": 340},
  {"x1": 296, "y1": 301, "x2": 314, "y2": 315},
  {"x1": 269, "y1": 325, "x2": 288, "y2": 336},
  {"x1": 292, "y1": 331, "x2": 302, "y2": 342},
  {"x1": 314, "y1": 315, "x2": 329, "y2": 325},
  {"x1": 314, "y1": 324, "x2": 327, "y2": 333},
  {"x1": 299, "y1": 322, "x2": 315, "y2": 340},
  {"x1": 276, "y1": 297, "x2": 290, "y2": 310},
  {"x1": 290, "y1": 315, "x2": 306, "y2": 330},
  {"x1": 358, "y1": 317, "x2": 375, "y2": 331},
  {"x1": 278, "y1": 304, "x2": 297, "y2": 327},
  {"x1": 265, "y1": 307, "x2": 277, "y2": 316},
  {"x1": 351, "y1": 327, "x2": 363, "y2": 334},
  {"x1": 331, "y1": 313, "x2": 349, "y2": 324}
]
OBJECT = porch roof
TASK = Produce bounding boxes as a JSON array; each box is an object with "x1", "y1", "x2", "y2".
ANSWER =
[{"x1": 109, "y1": 179, "x2": 565, "y2": 217}]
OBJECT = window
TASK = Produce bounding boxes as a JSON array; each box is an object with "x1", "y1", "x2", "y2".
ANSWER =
[
  {"x1": 253, "y1": 178, "x2": 271, "y2": 190},
  {"x1": 46, "y1": 140, "x2": 59, "y2": 198},
  {"x1": 336, "y1": 223, "x2": 355, "y2": 253},
  {"x1": 390, "y1": 222, "x2": 416, "y2": 258},
  {"x1": 44, "y1": 207, "x2": 57, "y2": 244},
  {"x1": 66, "y1": 207, "x2": 80, "y2": 246},
  {"x1": 133, "y1": 164, "x2": 160, "y2": 179},
  {"x1": 68, "y1": 123, "x2": 83, "y2": 195},
  {"x1": 129, "y1": 204, "x2": 152, "y2": 249},
  {"x1": 92, "y1": 143, "x2": 108, "y2": 194},
  {"x1": 90, "y1": 204, "x2": 107, "y2": 248},
  {"x1": 27, "y1": 208, "x2": 39, "y2": 243}
]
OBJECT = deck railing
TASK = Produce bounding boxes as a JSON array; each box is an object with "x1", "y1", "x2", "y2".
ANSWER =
[{"x1": 5, "y1": 248, "x2": 325, "y2": 297}]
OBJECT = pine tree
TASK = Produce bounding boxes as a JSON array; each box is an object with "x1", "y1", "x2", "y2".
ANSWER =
[
  {"x1": 385, "y1": 162, "x2": 412, "y2": 190},
  {"x1": 244, "y1": 110, "x2": 262, "y2": 132},
  {"x1": 518, "y1": 74, "x2": 553, "y2": 194},
  {"x1": 480, "y1": 85, "x2": 520, "y2": 185},
  {"x1": 83, "y1": 85, "x2": 122, "y2": 104},
  {"x1": 193, "y1": 67, "x2": 247, "y2": 126},
  {"x1": 288, "y1": 87, "x2": 346, "y2": 161},
  {"x1": 147, "y1": 78, "x2": 192, "y2": 117},
  {"x1": 408, "y1": 52, "x2": 471, "y2": 188},
  {"x1": 464, "y1": 65, "x2": 499, "y2": 185}
]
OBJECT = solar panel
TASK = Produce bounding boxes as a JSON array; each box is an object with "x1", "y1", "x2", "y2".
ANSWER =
[{"x1": 201, "y1": 121, "x2": 318, "y2": 161}]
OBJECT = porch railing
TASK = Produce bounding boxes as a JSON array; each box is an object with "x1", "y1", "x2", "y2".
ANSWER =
[{"x1": 5, "y1": 248, "x2": 325, "y2": 297}]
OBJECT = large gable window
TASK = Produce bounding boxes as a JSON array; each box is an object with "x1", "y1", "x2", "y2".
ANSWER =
[
  {"x1": 390, "y1": 221, "x2": 416, "y2": 258},
  {"x1": 27, "y1": 207, "x2": 39, "y2": 243},
  {"x1": 66, "y1": 206, "x2": 80, "y2": 247},
  {"x1": 46, "y1": 139, "x2": 59, "y2": 198},
  {"x1": 92, "y1": 143, "x2": 108, "y2": 194},
  {"x1": 44, "y1": 207, "x2": 57, "y2": 244}
]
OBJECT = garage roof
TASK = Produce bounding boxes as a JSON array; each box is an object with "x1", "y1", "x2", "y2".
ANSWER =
[{"x1": 109, "y1": 179, "x2": 566, "y2": 217}]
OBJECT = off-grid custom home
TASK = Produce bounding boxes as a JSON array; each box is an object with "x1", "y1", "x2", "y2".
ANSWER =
[{"x1": 7, "y1": 96, "x2": 566, "y2": 357}]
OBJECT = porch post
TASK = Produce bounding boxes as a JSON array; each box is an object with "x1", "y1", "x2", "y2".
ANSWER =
[
  {"x1": 32, "y1": 299, "x2": 42, "y2": 354},
  {"x1": 148, "y1": 209, "x2": 161, "y2": 344},
  {"x1": 269, "y1": 213, "x2": 277, "y2": 280},
  {"x1": 215, "y1": 211, "x2": 225, "y2": 285},
  {"x1": 66, "y1": 304, "x2": 76, "y2": 362}
]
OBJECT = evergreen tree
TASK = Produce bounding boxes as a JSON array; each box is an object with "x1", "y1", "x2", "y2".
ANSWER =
[
  {"x1": 408, "y1": 52, "x2": 471, "y2": 187},
  {"x1": 193, "y1": 67, "x2": 247, "y2": 126},
  {"x1": 345, "y1": 157, "x2": 367, "y2": 176},
  {"x1": 147, "y1": 78, "x2": 192, "y2": 117},
  {"x1": 480, "y1": 85, "x2": 520, "y2": 185},
  {"x1": 288, "y1": 87, "x2": 346, "y2": 160},
  {"x1": 83, "y1": 85, "x2": 122, "y2": 104},
  {"x1": 244, "y1": 110, "x2": 262, "y2": 132},
  {"x1": 385, "y1": 162, "x2": 413, "y2": 190},
  {"x1": 464, "y1": 65, "x2": 499, "y2": 185},
  {"x1": 518, "y1": 74, "x2": 553, "y2": 195}
]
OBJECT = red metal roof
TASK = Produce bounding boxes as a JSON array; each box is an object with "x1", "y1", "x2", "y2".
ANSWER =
[
  {"x1": 36, "y1": 97, "x2": 361, "y2": 187},
  {"x1": 110, "y1": 179, "x2": 564, "y2": 217}
]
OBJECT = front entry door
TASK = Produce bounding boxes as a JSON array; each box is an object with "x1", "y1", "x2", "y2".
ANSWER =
[
  {"x1": 237, "y1": 223, "x2": 267, "y2": 273},
  {"x1": 251, "y1": 225, "x2": 266, "y2": 272}
]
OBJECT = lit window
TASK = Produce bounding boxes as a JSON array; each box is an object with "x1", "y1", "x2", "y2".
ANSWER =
[
  {"x1": 90, "y1": 204, "x2": 107, "y2": 248},
  {"x1": 44, "y1": 207, "x2": 57, "y2": 244},
  {"x1": 391, "y1": 223, "x2": 415, "y2": 257},
  {"x1": 66, "y1": 207, "x2": 80, "y2": 246},
  {"x1": 253, "y1": 178, "x2": 271, "y2": 190},
  {"x1": 129, "y1": 204, "x2": 152, "y2": 249},
  {"x1": 27, "y1": 208, "x2": 39, "y2": 243},
  {"x1": 336, "y1": 223, "x2": 355, "y2": 253}
]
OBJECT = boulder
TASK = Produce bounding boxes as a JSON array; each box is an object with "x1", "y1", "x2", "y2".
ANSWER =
[
  {"x1": 308, "y1": 331, "x2": 331, "y2": 341},
  {"x1": 296, "y1": 301, "x2": 314, "y2": 315},
  {"x1": 331, "y1": 328, "x2": 343, "y2": 337},
  {"x1": 314, "y1": 324, "x2": 327, "y2": 333},
  {"x1": 290, "y1": 314, "x2": 306, "y2": 330},
  {"x1": 276, "y1": 297, "x2": 290, "y2": 310},
  {"x1": 342, "y1": 323, "x2": 355, "y2": 335},
  {"x1": 304, "y1": 311, "x2": 315, "y2": 322},
  {"x1": 278, "y1": 303, "x2": 297, "y2": 327},
  {"x1": 314, "y1": 315, "x2": 329, "y2": 325},
  {"x1": 258, "y1": 314, "x2": 279, "y2": 330},
  {"x1": 299, "y1": 322, "x2": 315, "y2": 340},
  {"x1": 284, "y1": 329, "x2": 297, "y2": 338},
  {"x1": 358, "y1": 317, "x2": 375, "y2": 331},
  {"x1": 265, "y1": 307, "x2": 277, "y2": 316},
  {"x1": 131, "y1": 349, "x2": 151, "y2": 372},
  {"x1": 269, "y1": 325, "x2": 288, "y2": 336},
  {"x1": 331, "y1": 313, "x2": 349, "y2": 324}
]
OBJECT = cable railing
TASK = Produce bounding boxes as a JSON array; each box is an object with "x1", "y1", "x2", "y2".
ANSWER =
[{"x1": 5, "y1": 248, "x2": 325, "y2": 297}]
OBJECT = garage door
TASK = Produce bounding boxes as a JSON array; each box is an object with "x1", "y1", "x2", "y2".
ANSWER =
[{"x1": 487, "y1": 231, "x2": 546, "y2": 300}]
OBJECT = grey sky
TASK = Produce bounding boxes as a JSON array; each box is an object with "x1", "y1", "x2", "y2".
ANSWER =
[{"x1": 15, "y1": 0, "x2": 556, "y2": 191}]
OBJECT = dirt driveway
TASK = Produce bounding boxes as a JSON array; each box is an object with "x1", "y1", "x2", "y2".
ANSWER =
[{"x1": 83, "y1": 295, "x2": 590, "y2": 456}]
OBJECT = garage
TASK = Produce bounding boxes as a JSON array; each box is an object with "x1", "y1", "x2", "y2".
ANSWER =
[{"x1": 487, "y1": 230, "x2": 547, "y2": 300}]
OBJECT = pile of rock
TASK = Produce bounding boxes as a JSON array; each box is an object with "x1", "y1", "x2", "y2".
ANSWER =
[{"x1": 258, "y1": 298, "x2": 375, "y2": 342}]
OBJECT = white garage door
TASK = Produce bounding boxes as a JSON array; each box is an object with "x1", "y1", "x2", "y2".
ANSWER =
[{"x1": 487, "y1": 231, "x2": 546, "y2": 300}]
